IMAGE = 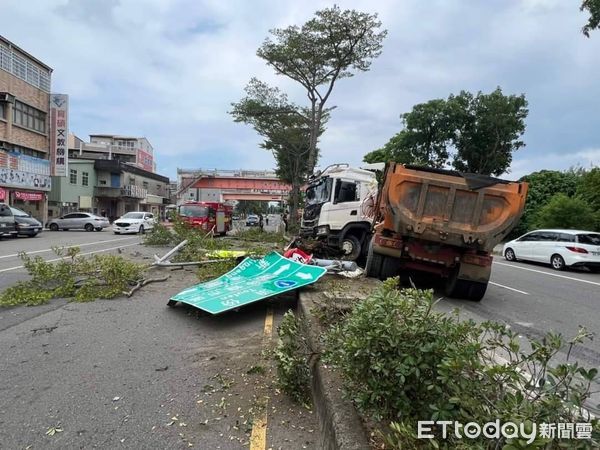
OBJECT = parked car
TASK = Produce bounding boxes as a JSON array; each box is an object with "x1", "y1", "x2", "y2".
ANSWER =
[
  {"x1": 246, "y1": 214, "x2": 259, "y2": 227},
  {"x1": 10, "y1": 206, "x2": 43, "y2": 237},
  {"x1": 113, "y1": 211, "x2": 156, "y2": 234},
  {"x1": 47, "y1": 212, "x2": 110, "y2": 232},
  {"x1": 503, "y1": 229, "x2": 600, "y2": 272},
  {"x1": 0, "y1": 203, "x2": 17, "y2": 238}
]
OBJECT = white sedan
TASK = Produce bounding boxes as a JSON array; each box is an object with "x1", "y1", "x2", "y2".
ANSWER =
[
  {"x1": 502, "y1": 229, "x2": 600, "y2": 272},
  {"x1": 113, "y1": 212, "x2": 157, "y2": 234}
]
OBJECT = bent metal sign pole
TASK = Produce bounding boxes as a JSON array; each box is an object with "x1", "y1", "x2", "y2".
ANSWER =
[{"x1": 169, "y1": 251, "x2": 327, "y2": 314}]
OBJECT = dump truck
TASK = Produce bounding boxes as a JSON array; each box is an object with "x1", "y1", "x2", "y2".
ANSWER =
[{"x1": 366, "y1": 163, "x2": 528, "y2": 301}]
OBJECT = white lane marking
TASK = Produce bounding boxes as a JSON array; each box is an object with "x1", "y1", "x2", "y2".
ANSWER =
[
  {"x1": 489, "y1": 281, "x2": 529, "y2": 295},
  {"x1": 0, "y1": 236, "x2": 139, "y2": 259},
  {"x1": 0, "y1": 243, "x2": 140, "y2": 273},
  {"x1": 494, "y1": 261, "x2": 600, "y2": 288}
]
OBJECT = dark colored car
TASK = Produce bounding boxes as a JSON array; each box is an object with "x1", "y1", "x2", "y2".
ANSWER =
[
  {"x1": 0, "y1": 203, "x2": 17, "y2": 238},
  {"x1": 245, "y1": 214, "x2": 259, "y2": 227},
  {"x1": 11, "y1": 206, "x2": 43, "y2": 237},
  {"x1": 0, "y1": 204, "x2": 42, "y2": 238}
]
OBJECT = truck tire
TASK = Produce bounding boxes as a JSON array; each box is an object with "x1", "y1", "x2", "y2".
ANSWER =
[
  {"x1": 445, "y1": 271, "x2": 487, "y2": 301},
  {"x1": 365, "y1": 237, "x2": 399, "y2": 280},
  {"x1": 365, "y1": 237, "x2": 383, "y2": 278},
  {"x1": 340, "y1": 235, "x2": 361, "y2": 261}
]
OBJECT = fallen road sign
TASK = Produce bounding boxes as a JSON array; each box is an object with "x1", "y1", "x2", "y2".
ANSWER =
[{"x1": 169, "y1": 251, "x2": 328, "y2": 314}]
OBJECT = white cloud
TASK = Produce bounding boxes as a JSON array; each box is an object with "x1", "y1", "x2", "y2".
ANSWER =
[{"x1": 1, "y1": 0, "x2": 599, "y2": 180}]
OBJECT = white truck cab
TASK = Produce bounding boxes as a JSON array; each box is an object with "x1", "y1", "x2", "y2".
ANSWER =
[{"x1": 300, "y1": 164, "x2": 380, "y2": 260}]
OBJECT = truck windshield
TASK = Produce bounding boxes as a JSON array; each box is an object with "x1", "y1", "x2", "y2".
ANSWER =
[
  {"x1": 305, "y1": 178, "x2": 332, "y2": 206},
  {"x1": 179, "y1": 205, "x2": 208, "y2": 218}
]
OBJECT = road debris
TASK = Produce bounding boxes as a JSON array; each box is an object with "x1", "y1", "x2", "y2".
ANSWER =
[
  {"x1": 123, "y1": 275, "x2": 170, "y2": 297},
  {"x1": 168, "y1": 252, "x2": 327, "y2": 314}
]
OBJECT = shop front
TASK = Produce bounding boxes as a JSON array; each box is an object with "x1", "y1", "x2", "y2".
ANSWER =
[
  {"x1": 0, "y1": 150, "x2": 51, "y2": 223},
  {"x1": 6, "y1": 189, "x2": 47, "y2": 222}
]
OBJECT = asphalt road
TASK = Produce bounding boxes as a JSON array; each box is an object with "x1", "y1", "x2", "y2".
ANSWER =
[
  {"x1": 0, "y1": 230, "x2": 143, "y2": 287},
  {"x1": 438, "y1": 258, "x2": 600, "y2": 365},
  {"x1": 434, "y1": 256, "x2": 600, "y2": 412},
  {"x1": 0, "y1": 231, "x2": 316, "y2": 449}
]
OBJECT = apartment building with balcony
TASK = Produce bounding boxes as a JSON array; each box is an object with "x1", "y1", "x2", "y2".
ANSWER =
[
  {"x1": 94, "y1": 160, "x2": 168, "y2": 222},
  {"x1": 0, "y1": 35, "x2": 52, "y2": 222},
  {"x1": 86, "y1": 134, "x2": 156, "y2": 173}
]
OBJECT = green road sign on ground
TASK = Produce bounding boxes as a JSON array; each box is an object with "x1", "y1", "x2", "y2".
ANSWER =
[{"x1": 170, "y1": 251, "x2": 328, "y2": 315}]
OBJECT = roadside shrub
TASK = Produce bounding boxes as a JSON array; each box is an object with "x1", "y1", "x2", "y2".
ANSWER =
[
  {"x1": 324, "y1": 278, "x2": 600, "y2": 448},
  {"x1": 274, "y1": 310, "x2": 311, "y2": 405}
]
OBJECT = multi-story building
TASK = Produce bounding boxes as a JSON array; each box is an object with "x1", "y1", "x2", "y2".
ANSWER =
[
  {"x1": 0, "y1": 35, "x2": 52, "y2": 222},
  {"x1": 49, "y1": 157, "x2": 169, "y2": 222},
  {"x1": 94, "y1": 160, "x2": 168, "y2": 222},
  {"x1": 47, "y1": 158, "x2": 96, "y2": 219},
  {"x1": 87, "y1": 134, "x2": 156, "y2": 173}
]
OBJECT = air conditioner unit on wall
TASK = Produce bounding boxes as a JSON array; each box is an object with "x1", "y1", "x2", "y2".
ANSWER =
[{"x1": 0, "y1": 92, "x2": 15, "y2": 103}]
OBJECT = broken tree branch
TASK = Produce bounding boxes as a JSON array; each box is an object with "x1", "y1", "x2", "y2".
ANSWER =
[{"x1": 124, "y1": 276, "x2": 170, "y2": 297}]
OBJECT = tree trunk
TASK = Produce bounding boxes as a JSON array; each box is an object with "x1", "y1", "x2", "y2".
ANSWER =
[
  {"x1": 288, "y1": 181, "x2": 301, "y2": 230},
  {"x1": 306, "y1": 99, "x2": 319, "y2": 174}
]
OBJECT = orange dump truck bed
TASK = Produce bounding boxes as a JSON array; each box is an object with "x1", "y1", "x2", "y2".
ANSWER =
[{"x1": 379, "y1": 164, "x2": 528, "y2": 253}]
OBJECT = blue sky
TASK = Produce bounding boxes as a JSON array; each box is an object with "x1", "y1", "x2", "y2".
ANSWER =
[{"x1": 3, "y1": 0, "x2": 599, "y2": 180}]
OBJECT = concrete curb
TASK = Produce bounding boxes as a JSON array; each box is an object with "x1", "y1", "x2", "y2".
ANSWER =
[{"x1": 298, "y1": 289, "x2": 371, "y2": 450}]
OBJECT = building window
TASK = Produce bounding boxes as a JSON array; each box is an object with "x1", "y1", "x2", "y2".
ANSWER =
[
  {"x1": 0, "y1": 102, "x2": 5, "y2": 120},
  {"x1": 82, "y1": 172, "x2": 89, "y2": 186},
  {"x1": 0, "y1": 42, "x2": 51, "y2": 93},
  {"x1": 13, "y1": 100, "x2": 46, "y2": 133},
  {"x1": 70, "y1": 169, "x2": 77, "y2": 184},
  {"x1": 142, "y1": 181, "x2": 149, "y2": 189},
  {"x1": 99, "y1": 179, "x2": 107, "y2": 185}
]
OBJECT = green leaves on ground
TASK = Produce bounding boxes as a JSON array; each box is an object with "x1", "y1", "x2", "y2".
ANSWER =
[{"x1": 0, "y1": 247, "x2": 145, "y2": 306}]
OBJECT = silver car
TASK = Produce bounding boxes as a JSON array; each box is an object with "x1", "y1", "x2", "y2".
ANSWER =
[{"x1": 47, "y1": 212, "x2": 110, "y2": 232}]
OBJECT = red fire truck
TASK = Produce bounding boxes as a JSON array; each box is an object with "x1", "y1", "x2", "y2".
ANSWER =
[{"x1": 177, "y1": 202, "x2": 233, "y2": 236}]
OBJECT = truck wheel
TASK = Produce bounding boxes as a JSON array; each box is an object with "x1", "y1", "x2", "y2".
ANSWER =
[
  {"x1": 380, "y1": 256, "x2": 400, "y2": 280},
  {"x1": 365, "y1": 237, "x2": 383, "y2": 278},
  {"x1": 340, "y1": 235, "x2": 361, "y2": 261},
  {"x1": 445, "y1": 272, "x2": 487, "y2": 302}
]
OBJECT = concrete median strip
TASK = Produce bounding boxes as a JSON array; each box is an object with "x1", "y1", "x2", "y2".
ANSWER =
[{"x1": 298, "y1": 288, "x2": 372, "y2": 450}]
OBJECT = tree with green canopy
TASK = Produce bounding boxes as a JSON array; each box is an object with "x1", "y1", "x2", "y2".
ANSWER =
[
  {"x1": 256, "y1": 5, "x2": 387, "y2": 174},
  {"x1": 581, "y1": 0, "x2": 600, "y2": 37},
  {"x1": 230, "y1": 79, "x2": 326, "y2": 228},
  {"x1": 364, "y1": 88, "x2": 528, "y2": 177}
]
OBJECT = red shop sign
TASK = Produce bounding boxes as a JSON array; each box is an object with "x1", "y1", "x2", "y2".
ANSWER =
[
  {"x1": 14, "y1": 191, "x2": 43, "y2": 201},
  {"x1": 0, "y1": 187, "x2": 6, "y2": 201}
]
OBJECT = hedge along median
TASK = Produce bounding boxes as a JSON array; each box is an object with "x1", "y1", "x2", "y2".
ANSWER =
[{"x1": 279, "y1": 277, "x2": 600, "y2": 449}]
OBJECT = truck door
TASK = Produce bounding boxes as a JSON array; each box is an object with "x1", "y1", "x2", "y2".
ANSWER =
[{"x1": 329, "y1": 179, "x2": 361, "y2": 229}]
